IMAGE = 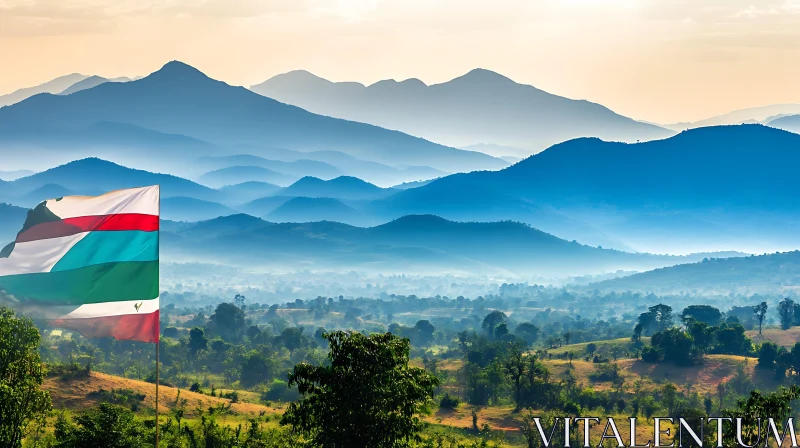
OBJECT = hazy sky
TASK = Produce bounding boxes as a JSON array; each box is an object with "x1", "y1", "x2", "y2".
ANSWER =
[{"x1": 2, "y1": 0, "x2": 800, "y2": 124}]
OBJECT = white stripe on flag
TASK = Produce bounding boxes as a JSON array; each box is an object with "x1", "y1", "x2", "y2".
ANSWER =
[
  {"x1": 60, "y1": 297, "x2": 160, "y2": 319},
  {"x1": 0, "y1": 233, "x2": 88, "y2": 276},
  {"x1": 45, "y1": 185, "x2": 160, "y2": 219}
]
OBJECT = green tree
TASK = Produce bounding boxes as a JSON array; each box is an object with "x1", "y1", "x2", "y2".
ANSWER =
[
  {"x1": 282, "y1": 331, "x2": 439, "y2": 447},
  {"x1": 681, "y1": 305, "x2": 722, "y2": 325},
  {"x1": 481, "y1": 310, "x2": 507, "y2": 338},
  {"x1": 208, "y1": 302, "x2": 247, "y2": 341},
  {"x1": 54, "y1": 403, "x2": 149, "y2": 448},
  {"x1": 779, "y1": 298, "x2": 795, "y2": 331},
  {"x1": 188, "y1": 327, "x2": 208, "y2": 358},
  {"x1": 649, "y1": 304, "x2": 674, "y2": 332},
  {"x1": 0, "y1": 307, "x2": 52, "y2": 448},
  {"x1": 758, "y1": 342, "x2": 779, "y2": 369},
  {"x1": 754, "y1": 302, "x2": 768, "y2": 336}
]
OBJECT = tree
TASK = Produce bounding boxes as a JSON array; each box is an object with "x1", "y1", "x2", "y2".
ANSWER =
[
  {"x1": 0, "y1": 307, "x2": 52, "y2": 448},
  {"x1": 54, "y1": 403, "x2": 149, "y2": 448},
  {"x1": 240, "y1": 351, "x2": 276, "y2": 388},
  {"x1": 282, "y1": 331, "x2": 439, "y2": 447},
  {"x1": 514, "y1": 323, "x2": 540, "y2": 345},
  {"x1": 637, "y1": 312, "x2": 657, "y2": 336},
  {"x1": 208, "y1": 302, "x2": 247, "y2": 341},
  {"x1": 779, "y1": 298, "x2": 795, "y2": 330},
  {"x1": 481, "y1": 310, "x2": 507, "y2": 337},
  {"x1": 414, "y1": 320, "x2": 436, "y2": 344},
  {"x1": 234, "y1": 293, "x2": 246, "y2": 308},
  {"x1": 188, "y1": 327, "x2": 207, "y2": 358},
  {"x1": 632, "y1": 323, "x2": 643, "y2": 342},
  {"x1": 649, "y1": 304, "x2": 674, "y2": 332},
  {"x1": 758, "y1": 342, "x2": 779, "y2": 369},
  {"x1": 504, "y1": 351, "x2": 526, "y2": 412},
  {"x1": 754, "y1": 302, "x2": 768, "y2": 336},
  {"x1": 681, "y1": 305, "x2": 722, "y2": 325}
]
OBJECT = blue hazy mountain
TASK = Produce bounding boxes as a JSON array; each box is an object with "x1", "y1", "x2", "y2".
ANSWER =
[
  {"x1": 219, "y1": 181, "x2": 281, "y2": 204},
  {"x1": 160, "y1": 197, "x2": 237, "y2": 222},
  {"x1": 58, "y1": 75, "x2": 131, "y2": 95},
  {"x1": 0, "y1": 73, "x2": 88, "y2": 108},
  {"x1": 769, "y1": 114, "x2": 800, "y2": 134},
  {"x1": 0, "y1": 61, "x2": 506, "y2": 173},
  {"x1": 370, "y1": 125, "x2": 800, "y2": 253},
  {"x1": 265, "y1": 197, "x2": 366, "y2": 225},
  {"x1": 238, "y1": 196, "x2": 295, "y2": 217},
  {"x1": 14, "y1": 184, "x2": 75, "y2": 207},
  {"x1": 0, "y1": 170, "x2": 34, "y2": 181},
  {"x1": 251, "y1": 68, "x2": 673, "y2": 153},
  {"x1": 664, "y1": 104, "x2": 800, "y2": 131},
  {"x1": 3, "y1": 158, "x2": 222, "y2": 203},
  {"x1": 0, "y1": 120, "x2": 220, "y2": 173},
  {"x1": 0, "y1": 203, "x2": 28, "y2": 244},
  {"x1": 199, "y1": 166, "x2": 298, "y2": 188},
  {"x1": 196, "y1": 155, "x2": 342, "y2": 180},
  {"x1": 280, "y1": 176, "x2": 397, "y2": 200},
  {"x1": 160, "y1": 214, "x2": 742, "y2": 275},
  {"x1": 590, "y1": 251, "x2": 800, "y2": 294}
]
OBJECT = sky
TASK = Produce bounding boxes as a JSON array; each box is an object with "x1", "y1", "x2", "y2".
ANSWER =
[{"x1": 1, "y1": 0, "x2": 800, "y2": 124}]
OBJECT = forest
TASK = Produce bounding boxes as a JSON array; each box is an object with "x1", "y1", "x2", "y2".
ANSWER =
[{"x1": 4, "y1": 282, "x2": 800, "y2": 447}]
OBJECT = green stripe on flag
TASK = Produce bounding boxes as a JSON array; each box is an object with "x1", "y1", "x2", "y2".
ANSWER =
[{"x1": 0, "y1": 261, "x2": 158, "y2": 305}]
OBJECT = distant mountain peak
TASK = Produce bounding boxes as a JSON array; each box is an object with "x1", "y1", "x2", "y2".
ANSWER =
[
  {"x1": 149, "y1": 61, "x2": 210, "y2": 82},
  {"x1": 450, "y1": 68, "x2": 516, "y2": 85}
]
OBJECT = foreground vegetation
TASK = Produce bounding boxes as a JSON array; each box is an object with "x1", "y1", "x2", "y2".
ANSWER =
[{"x1": 3, "y1": 283, "x2": 800, "y2": 447}]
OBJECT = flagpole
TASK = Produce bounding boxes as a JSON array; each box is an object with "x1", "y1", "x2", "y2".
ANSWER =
[{"x1": 155, "y1": 185, "x2": 160, "y2": 448}]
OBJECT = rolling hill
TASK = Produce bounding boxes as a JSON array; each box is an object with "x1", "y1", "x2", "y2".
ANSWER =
[
  {"x1": 199, "y1": 165, "x2": 298, "y2": 188},
  {"x1": 161, "y1": 214, "x2": 743, "y2": 276},
  {"x1": 0, "y1": 61, "x2": 507, "y2": 173},
  {"x1": 265, "y1": 197, "x2": 366, "y2": 225},
  {"x1": 160, "y1": 197, "x2": 238, "y2": 222},
  {"x1": 589, "y1": 251, "x2": 800, "y2": 294},
  {"x1": 370, "y1": 125, "x2": 800, "y2": 253},
  {"x1": 195, "y1": 155, "x2": 342, "y2": 180},
  {"x1": 280, "y1": 176, "x2": 396, "y2": 200},
  {"x1": 251, "y1": 68, "x2": 673, "y2": 153},
  {"x1": 219, "y1": 181, "x2": 281, "y2": 204},
  {"x1": 1, "y1": 158, "x2": 223, "y2": 203}
]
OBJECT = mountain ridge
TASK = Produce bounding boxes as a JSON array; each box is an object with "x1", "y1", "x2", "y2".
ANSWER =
[{"x1": 251, "y1": 68, "x2": 673, "y2": 152}]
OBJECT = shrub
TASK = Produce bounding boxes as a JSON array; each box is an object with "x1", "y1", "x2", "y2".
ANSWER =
[
  {"x1": 439, "y1": 393, "x2": 460, "y2": 409},
  {"x1": 641, "y1": 346, "x2": 664, "y2": 363}
]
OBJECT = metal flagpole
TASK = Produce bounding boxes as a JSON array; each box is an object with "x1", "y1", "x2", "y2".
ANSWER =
[
  {"x1": 155, "y1": 185, "x2": 161, "y2": 448},
  {"x1": 156, "y1": 339, "x2": 160, "y2": 447}
]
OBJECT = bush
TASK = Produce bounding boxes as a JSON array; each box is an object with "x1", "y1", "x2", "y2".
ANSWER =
[
  {"x1": 261, "y1": 380, "x2": 300, "y2": 403},
  {"x1": 439, "y1": 393, "x2": 460, "y2": 409},
  {"x1": 641, "y1": 346, "x2": 664, "y2": 363},
  {"x1": 588, "y1": 363, "x2": 621, "y2": 382}
]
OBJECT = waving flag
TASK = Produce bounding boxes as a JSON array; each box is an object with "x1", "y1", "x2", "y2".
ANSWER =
[{"x1": 0, "y1": 186, "x2": 160, "y2": 343}]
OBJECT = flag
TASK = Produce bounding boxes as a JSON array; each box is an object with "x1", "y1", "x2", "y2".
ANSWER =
[{"x1": 0, "y1": 186, "x2": 160, "y2": 343}]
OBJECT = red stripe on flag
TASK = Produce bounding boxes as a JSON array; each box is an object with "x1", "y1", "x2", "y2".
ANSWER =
[
  {"x1": 51, "y1": 310, "x2": 160, "y2": 343},
  {"x1": 17, "y1": 214, "x2": 159, "y2": 243}
]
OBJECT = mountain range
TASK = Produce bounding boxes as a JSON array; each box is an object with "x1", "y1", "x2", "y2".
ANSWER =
[
  {"x1": 0, "y1": 61, "x2": 506, "y2": 175},
  {"x1": 160, "y1": 214, "x2": 743, "y2": 276},
  {"x1": 250, "y1": 68, "x2": 674, "y2": 154},
  {"x1": 365, "y1": 124, "x2": 800, "y2": 253},
  {"x1": 768, "y1": 115, "x2": 800, "y2": 134},
  {"x1": 0, "y1": 73, "x2": 88, "y2": 108},
  {"x1": 589, "y1": 251, "x2": 800, "y2": 294},
  {"x1": 1, "y1": 124, "x2": 798, "y2": 254},
  {"x1": 663, "y1": 104, "x2": 800, "y2": 131}
]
